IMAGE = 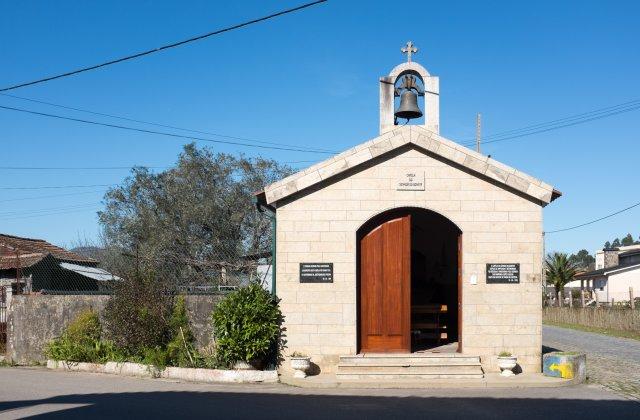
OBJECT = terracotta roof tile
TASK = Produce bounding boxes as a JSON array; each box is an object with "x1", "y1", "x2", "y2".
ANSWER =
[{"x1": 0, "y1": 234, "x2": 97, "y2": 269}]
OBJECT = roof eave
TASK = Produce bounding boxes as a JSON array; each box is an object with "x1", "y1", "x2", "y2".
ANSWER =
[{"x1": 263, "y1": 126, "x2": 558, "y2": 206}]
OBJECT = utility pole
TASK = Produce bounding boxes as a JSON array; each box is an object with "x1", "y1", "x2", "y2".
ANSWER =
[{"x1": 475, "y1": 113, "x2": 482, "y2": 153}]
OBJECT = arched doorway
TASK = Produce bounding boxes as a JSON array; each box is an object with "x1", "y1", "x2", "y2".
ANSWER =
[{"x1": 357, "y1": 207, "x2": 462, "y2": 353}]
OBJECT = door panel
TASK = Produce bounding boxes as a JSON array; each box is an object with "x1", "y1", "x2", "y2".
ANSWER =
[
  {"x1": 360, "y1": 215, "x2": 411, "y2": 353},
  {"x1": 457, "y1": 233, "x2": 463, "y2": 353}
]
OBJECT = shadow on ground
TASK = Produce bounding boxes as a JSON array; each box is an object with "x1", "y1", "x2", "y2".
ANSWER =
[
  {"x1": 542, "y1": 345, "x2": 562, "y2": 354},
  {"x1": 1, "y1": 391, "x2": 638, "y2": 419}
]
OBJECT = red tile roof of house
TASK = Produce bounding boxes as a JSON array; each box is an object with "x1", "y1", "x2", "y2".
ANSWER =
[{"x1": 0, "y1": 234, "x2": 97, "y2": 269}]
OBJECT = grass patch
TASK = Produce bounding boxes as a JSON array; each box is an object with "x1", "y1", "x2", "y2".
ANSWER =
[{"x1": 544, "y1": 321, "x2": 640, "y2": 341}]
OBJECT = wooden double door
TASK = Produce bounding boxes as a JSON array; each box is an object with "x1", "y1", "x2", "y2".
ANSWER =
[
  {"x1": 359, "y1": 213, "x2": 462, "y2": 353},
  {"x1": 359, "y1": 215, "x2": 411, "y2": 353}
]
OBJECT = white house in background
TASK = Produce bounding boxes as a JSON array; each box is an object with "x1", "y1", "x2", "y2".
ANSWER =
[{"x1": 570, "y1": 246, "x2": 640, "y2": 304}]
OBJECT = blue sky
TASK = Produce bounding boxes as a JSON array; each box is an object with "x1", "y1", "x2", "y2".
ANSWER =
[{"x1": 1, "y1": 0, "x2": 638, "y2": 254}]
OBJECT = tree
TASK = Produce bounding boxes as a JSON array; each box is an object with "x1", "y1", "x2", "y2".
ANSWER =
[
  {"x1": 545, "y1": 252, "x2": 578, "y2": 295},
  {"x1": 604, "y1": 241, "x2": 612, "y2": 249},
  {"x1": 621, "y1": 233, "x2": 635, "y2": 246},
  {"x1": 568, "y1": 249, "x2": 595, "y2": 270},
  {"x1": 98, "y1": 144, "x2": 293, "y2": 286}
]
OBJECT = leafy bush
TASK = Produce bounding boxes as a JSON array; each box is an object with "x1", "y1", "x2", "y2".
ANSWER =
[
  {"x1": 103, "y1": 271, "x2": 172, "y2": 355},
  {"x1": 212, "y1": 283, "x2": 283, "y2": 368},
  {"x1": 45, "y1": 309, "x2": 122, "y2": 363}
]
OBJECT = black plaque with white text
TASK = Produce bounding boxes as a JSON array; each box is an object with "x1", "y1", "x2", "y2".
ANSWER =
[
  {"x1": 300, "y1": 263, "x2": 333, "y2": 283},
  {"x1": 486, "y1": 263, "x2": 520, "y2": 284}
]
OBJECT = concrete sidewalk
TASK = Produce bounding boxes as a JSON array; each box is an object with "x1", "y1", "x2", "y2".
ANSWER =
[{"x1": 281, "y1": 372, "x2": 572, "y2": 389}]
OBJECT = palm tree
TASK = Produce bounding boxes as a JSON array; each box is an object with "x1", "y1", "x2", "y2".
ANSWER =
[{"x1": 544, "y1": 252, "x2": 578, "y2": 296}]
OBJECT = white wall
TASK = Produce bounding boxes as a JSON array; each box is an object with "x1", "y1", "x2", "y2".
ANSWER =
[{"x1": 606, "y1": 267, "x2": 640, "y2": 303}]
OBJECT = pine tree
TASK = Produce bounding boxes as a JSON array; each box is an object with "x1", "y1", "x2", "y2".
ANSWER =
[{"x1": 621, "y1": 233, "x2": 635, "y2": 246}]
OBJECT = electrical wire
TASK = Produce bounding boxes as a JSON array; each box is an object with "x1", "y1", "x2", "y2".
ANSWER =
[
  {"x1": 0, "y1": 104, "x2": 339, "y2": 154},
  {"x1": 0, "y1": 93, "x2": 337, "y2": 152},
  {"x1": 0, "y1": 1, "x2": 328, "y2": 92},
  {"x1": 0, "y1": 184, "x2": 113, "y2": 190},
  {"x1": 0, "y1": 158, "x2": 318, "y2": 171},
  {"x1": 545, "y1": 200, "x2": 640, "y2": 234},
  {"x1": 0, "y1": 190, "x2": 107, "y2": 203},
  {"x1": 478, "y1": 99, "x2": 640, "y2": 142},
  {"x1": 463, "y1": 99, "x2": 640, "y2": 147},
  {"x1": 0, "y1": 165, "x2": 168, "y2": 171},
  {"x1": 0, "y1": 207, "x2": 101, "y2": 221},
  {"x1": 0, "y1": 202, "x2": 100, "y2": 217}
]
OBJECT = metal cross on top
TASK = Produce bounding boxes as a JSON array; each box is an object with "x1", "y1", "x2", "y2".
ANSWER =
[{"x1": 401, "y1": 41, "x2": 418, "y2": 62}]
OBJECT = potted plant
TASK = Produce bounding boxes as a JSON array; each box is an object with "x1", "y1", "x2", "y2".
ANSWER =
[
  {"x1": 497, "y1": 351, "x2": 517, "y2": 377},
  {"x1": 290, "y1": 351, "x2": 311, "y2": 378}
]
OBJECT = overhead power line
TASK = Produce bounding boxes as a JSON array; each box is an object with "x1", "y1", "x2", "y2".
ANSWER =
[
  {"x1": 462, "y1": 99, "x2": 640, "y2": 147},
  {"x1": 0, "y1": 190, "x2": 107, "y2": 203},
  {"x1": 0, "y1": 202, "x2": 100, "y2": 217},
  {"x1": 0, "y1": 183, "x2": 112, "y2": 191},
  {"x1": 0, "y1": 105, "x2": 339, "y2": 154},
  {"x1": 545, "y1": 200, "x2": 640, "y2": 234},
  {"x1": 0, "y1": 158, "x2": 318, "y2": 171},
  {"x1": 0, "y1": 165, "x2": 168, "y2": 171},
  {"x1": 0, "y1": 93, "x2": 336, "y2": 152},
  {"x1": 0, "y1": 0, "x2": 328, "y2": 92},
  {"x1": 0, "y1": 207, "x2": 101, "y2": 221},
  {"x1": 479, "y1": 99, "x2": 640, "y2": 141}
]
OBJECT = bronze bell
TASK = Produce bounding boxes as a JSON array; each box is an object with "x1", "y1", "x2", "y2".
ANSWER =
[{"x1": 395, "y1": 90, "x2": 423, "y2": 120}]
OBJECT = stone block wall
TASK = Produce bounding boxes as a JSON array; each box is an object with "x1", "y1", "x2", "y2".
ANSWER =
[
  {"x1": 6, "y1": 294, "x2": 222, "y2": 364},
  {"x1": 275, "y1": 145, "x2": 544, "y2": 374}
]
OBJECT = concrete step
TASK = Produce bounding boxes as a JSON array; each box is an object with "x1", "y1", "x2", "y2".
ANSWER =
[
  {"x1": 336, "y1": 354, "x2": 484, "y2": 380},
  {"x1": 337, "y1": 364, "x2": 482, "y2": 375},
  {"x1": 336, "y1": 373, "x2": 485, "y2": 380},
  {"x1": 339, "y1": 354, "x2": 481, "y2": 366}
]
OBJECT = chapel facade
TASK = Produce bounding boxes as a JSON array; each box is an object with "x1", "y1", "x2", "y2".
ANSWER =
[{"x1": 256, "y1": 43, "x2": 560, "y2": 378}]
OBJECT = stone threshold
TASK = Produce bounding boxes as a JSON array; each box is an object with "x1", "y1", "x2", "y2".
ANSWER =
[
  {"x1": 46, "y1": 360, "x2": 278, "y2": 384},
  {"x1": 281, "y1": 372, "x2": 575, "y2": 389}
]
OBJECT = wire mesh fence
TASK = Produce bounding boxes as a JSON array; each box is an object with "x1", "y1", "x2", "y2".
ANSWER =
[
  {"x1": 0, "y1": 234, "x2": 272, "y2": 296},
  {"x1": 0, "y1": 286, "x2": 6, "y2": 354}
]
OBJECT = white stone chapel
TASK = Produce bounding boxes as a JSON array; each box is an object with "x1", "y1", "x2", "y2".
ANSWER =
[{"x1": 255, "y1": 43, "x2": 561, "y2": 379}]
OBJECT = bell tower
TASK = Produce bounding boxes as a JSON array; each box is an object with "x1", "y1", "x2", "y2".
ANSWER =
[{"x1": 379, "y1": 41, "x2": 440, "y2": 135}]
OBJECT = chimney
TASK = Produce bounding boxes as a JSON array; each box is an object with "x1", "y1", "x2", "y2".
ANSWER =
[{"x1": 602, "y1": 248, "x2": 619, "y2": 268}]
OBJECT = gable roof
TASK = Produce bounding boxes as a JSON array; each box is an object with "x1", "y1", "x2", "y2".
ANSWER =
[
  {"x1": 575, "y1": 263, "x2": 640, "y2": 279},
  {"x1": 261, "y1": 125, "x2": 561, "y2": 206},
  {"x1": 0, "y1": 234, "x2": 97, "y2": 270}
]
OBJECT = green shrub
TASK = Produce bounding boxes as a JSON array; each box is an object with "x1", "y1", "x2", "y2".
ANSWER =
[
  {"x1": 45, "y1": 309, "x2": 121, "y2": 363},
  {"x1": 212, "y1": 283, "x2": 283, "y2": 368},
  {"x1": 103, "y1": 271, "x2": 172, "y2": 355}
]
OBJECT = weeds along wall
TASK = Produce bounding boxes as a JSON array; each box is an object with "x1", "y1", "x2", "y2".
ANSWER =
[{"x1": 6, "y1": 294, "x2": 224, "y2": 364}]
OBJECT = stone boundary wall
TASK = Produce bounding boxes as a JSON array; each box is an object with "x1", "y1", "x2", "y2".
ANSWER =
[{"x1": 7, "y1": 294, "x2": 223, "y2": 364}]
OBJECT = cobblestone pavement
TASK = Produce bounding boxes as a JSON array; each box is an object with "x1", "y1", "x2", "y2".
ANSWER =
[{"x1": 543, "y1": 325, "x2": 640, "y2": 400}]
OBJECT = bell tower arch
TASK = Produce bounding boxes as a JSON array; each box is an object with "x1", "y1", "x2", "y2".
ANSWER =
[{"x1": 379, "y1": 42, "x2": 440, "y2": 135}]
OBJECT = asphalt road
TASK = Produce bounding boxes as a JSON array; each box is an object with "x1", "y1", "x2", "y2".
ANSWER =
[
  {"x1": 543, "y1": 324, "x2": 640, "y2": 399},
  {"x1": 1, "y1": 367, "x2": 638, "y2": 419}
]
